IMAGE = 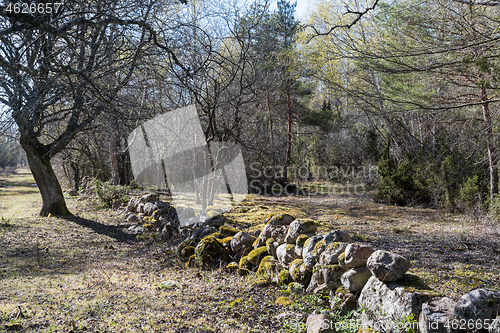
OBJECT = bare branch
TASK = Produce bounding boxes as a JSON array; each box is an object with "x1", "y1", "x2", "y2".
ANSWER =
[{"x1": 306, "y1": 0, "x2": 379, "y2": 43}]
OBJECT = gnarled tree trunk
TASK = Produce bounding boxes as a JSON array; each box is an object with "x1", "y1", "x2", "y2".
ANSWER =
[{"x1": 21, "y1": 139, "x2": 70, "y2": 217}]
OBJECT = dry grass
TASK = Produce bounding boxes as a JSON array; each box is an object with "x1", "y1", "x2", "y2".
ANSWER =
[{"x1": 0, "y1": 169, "x2": 499, "y2": 332}]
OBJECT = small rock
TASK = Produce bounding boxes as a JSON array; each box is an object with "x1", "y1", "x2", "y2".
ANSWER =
[
  {"x1": 160, "y1": 280, "x2": 177, "y2": 289},
  {"x1": 322, "y1": 265, "x2": 344, "y2": 291},
  {"x1": 112, "y1": 199, "x2": 121, "y2": 210},
  {"x1": 343, "y1": 244, "x2": 375, "y2": 269},
  {"x1": 144, "y1": 202, "x2": 156, "y2": 216},
  {"x1": 341, "y1": 267, "x2": 372, "y2": 292},
  {"x1": 127, "y1": 225, "x2": 138, "y2": 231},
  {"x1": 306, "y1": 312, "x2": 335, "y2": 333},
  {"x1": 276, "y1": 311, "x2": 306, "y2": 322},
  {"x1": 366, "y1": 250, "x2": 411, "y2": 282},
  {"x1": 127, "y1": 214, "x2": 139, "y2": 223}
]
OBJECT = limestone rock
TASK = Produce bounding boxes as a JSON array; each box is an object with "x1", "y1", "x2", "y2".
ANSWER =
[
  {"x1": 276, "y1": 244, "x2": 299, "y2": 266},
  {"x1": 290, "y1": 259, "x2": 312, "y2": 286},
  {"x1": 295, "y1": 234, "x2": 309, "y2": 257},
  {"x1": 266, "y1": 238, "x2": 279, "y2": 258},
  {"x1": 285, "y1": 219, "x2": 318, "y2": 244},
  {"x1": 319, "y1": 242, "x2": 349, "y2": 266},
  {"x1": 366, "y1": 250, "x2": 411, "y2": 282},
  {"x1": 341, "y1": 267, "x2": 372, "y2": 292},
  {"x1": 419, "y1": 297, "x2": 457, "y2": 333},
  {"x1": 307, "y1": 265, "x2": 325, "y2": 294},
  {"x1": 126, "y1": 198, "x2": 139, "y2": 213},
  {"x1": 127, "y1": 214, "x2": 139, "y2": 223},
  {"x1": 358, "y1": 274, "x2": 438, "y2": 333},
  {"x1": 330, "y1": 287, "x2": 358, "y2": 316},
  {"x1": 268, "y1": 213, "x2": 295, "y2": 226},
  {"x1": 144, "y1": 202, "x2": 156, "y2": 216},
  {"x1": 324, "y1": 230, "x2": 352, "y2": 244},
  {"x1": 254, "y1": 224, "x2": 287, "y2": 248},
  {"x1": 454, "y1": 289, "x2": 500, "y2": 324},
  {"x1": 303, "y1": 235, "x2": 324, "y2": 271},
  {"x1": 322, "y1": 265, "x2": 344, "y2": 291},
  {"x1": 344, "y1": 244, "x2": 375, "y2": 269},
  {"x1": 306, "y1": 312, "x2": 336, "y2": 333},
  {"x1": 139, "y1": 193, "x2": 158, "y2": 203},
  {"x1": 230, "y1": 231, "x2": 255, "y2": 255}
]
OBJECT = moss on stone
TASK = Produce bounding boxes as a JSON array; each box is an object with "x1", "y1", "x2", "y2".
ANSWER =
[
  {"x1": 219, "y1": 225, "x2": 241, "y2": 237},
  {"x1": 296, "y1": 234, "x2": 309, "y2": 247},
  {"x1": 278, "y1": 269, "x2": 292, "y2": 286},
  {"x1": 336, "y1": 285, "x2": 349, "y2": 295},
  {"x1": 246, "y1": 246, "x2": 269, "y2": 267},
  {"x1": 266, "y1": 237, "x2": 275, "y2": 246},
  {"x1": 288, "y1": 282, "x2": 305, "y2": 294},
  {"x1": 177, "y1": 239, "x2": 194, "y2": 259},
  {"x1": 186, "y1": 254, "x2": 196, "y2": 268},
  {"x1": 239, "y1": 255, "x2": 250, "y2": 269},
  {"x1": 180, "y1": 246, "x2": 195, "y2": 259},
  {"x1": 397, "y1": 274, "x2": 444, "y2": 297},
  {"x1": 312, "y1": 238, "x2": 326, "y2": 256},
  {"x1": 286, "y1": 244, "x2": 295, "y2": 251},
  {"x1": 220, "y1": 236, "x2": 233, "y2": 247},
  {"x1": 269, "y1": 213, "x2": 295, "y2": 226},
  {"x1": 300, "y1": 220, "x2": 318, "y2": 230},
  {"x1": 237, "y1": 268, "x2": 250, "y2": 276},
  {"x1": 226, "y1": 262, "x2": 238, "y2": 272},
  {"x1": 290, "y1": 259, "x2": 310, "y2": 285},
  {"x1": 324, "y1": 264, "x2": 342, "y2": 272},
  {"x1": 275, "y1": 296, "x2": 294, "y2": 306},
  {"x1": 209, "y1": 231, "x2": 222, "y2": 239},
  {"x1": 195, "y1": 236, "x2": 222, "y2": 268},
  {"x1": 251, "y1": 276, "x2": 270, "y2": 288},
  {"x1": 257, "y1": 256, "x2": 276, "y2": 277}
]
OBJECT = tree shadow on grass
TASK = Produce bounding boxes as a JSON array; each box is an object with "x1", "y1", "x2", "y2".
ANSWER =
[{"x1": 65, "y1": 215, "x2": 136, "y2": 243}]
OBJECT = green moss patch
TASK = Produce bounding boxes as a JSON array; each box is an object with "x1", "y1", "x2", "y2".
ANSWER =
[
  {"x1": 275, "y1": 296, "x2": 294, "y2": 306},
  {"x1": 219, "y1": 225, "x2": 241, "y2": 237},
  {"x1": 278, "y1": 269, "x2": 292, "y2": 286},
  {"x1": 397, "y1": 274, "x2": 443, "y2": 297}
]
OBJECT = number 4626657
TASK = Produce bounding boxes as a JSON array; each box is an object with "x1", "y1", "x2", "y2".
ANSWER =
[{"x1": 5, "y1": 2, "x2": 62, "y2": 14}]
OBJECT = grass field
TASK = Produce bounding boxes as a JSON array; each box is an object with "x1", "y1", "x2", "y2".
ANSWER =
[{"x1": 0, "y1": 168, "x2": 499, "y2": 332}]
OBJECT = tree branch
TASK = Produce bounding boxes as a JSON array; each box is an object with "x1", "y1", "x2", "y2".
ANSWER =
[{"x1": 306, "y1": 0, "x2": 379, "y2": 43}]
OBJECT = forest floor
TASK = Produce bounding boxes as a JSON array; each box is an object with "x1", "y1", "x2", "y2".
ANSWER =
[{"x1": 0, "y1": 169, "x2": 499, "y2": 332}]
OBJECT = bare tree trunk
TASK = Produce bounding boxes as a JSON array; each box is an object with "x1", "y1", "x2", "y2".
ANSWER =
[
  {"x1": 109, "y1": 120, "x2": 120, "y2": 185},
  {"x1": 481, "y1": 86, "x2": 498, "y2": 199},
  {"x1": 266, "y1": 92, "x2": 274, "y2": 150},
  {"x1": 22, "y1": 141, "x2": 71, "y2": 216},
  {"x1": 283, "y1": 80, "x2": 292, "y2": 183}
]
